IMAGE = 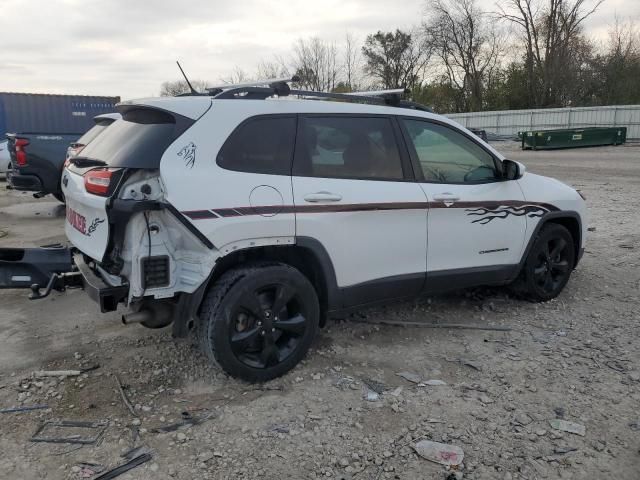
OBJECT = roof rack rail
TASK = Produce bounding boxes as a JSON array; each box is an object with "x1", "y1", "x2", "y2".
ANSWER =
[
  {"x1": 206, "y1": 76, "x2": 300, "y2": 95},
  {"x1": 211, "y1": 80, "x2": 432, "y2": 112},
  {"x1": 347, "y1": 88, "x2": 408, "y2": 97}
]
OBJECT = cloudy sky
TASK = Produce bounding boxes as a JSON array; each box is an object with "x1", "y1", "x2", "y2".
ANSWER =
[{"x1": 1, "y1": 0, "x2": 638, "y2": 100}]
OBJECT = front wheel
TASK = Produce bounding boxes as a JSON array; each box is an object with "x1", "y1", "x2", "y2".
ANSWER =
[
  {"x1": 198, "y1": 262, "x2": 319, "y2": 382},
  {"x1": 518, "y1": 223, "x2": 576, "y2": 302}
]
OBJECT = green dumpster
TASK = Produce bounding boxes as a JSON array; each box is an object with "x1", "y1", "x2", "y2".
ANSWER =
[{"x1": 521, "y1": 127, "x2": 627, "y2": 150}]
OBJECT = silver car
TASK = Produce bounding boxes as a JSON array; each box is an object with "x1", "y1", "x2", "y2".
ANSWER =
[{"x1": 0, "y1": 139, "x2": 10, "y2": 174}]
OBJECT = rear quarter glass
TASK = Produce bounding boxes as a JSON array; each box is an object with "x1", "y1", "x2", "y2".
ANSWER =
[
  {"x1": 74, "y1": 108, "x2": 195, "y2": 169},
  {"x1": 74, "y1": 123, "x2": 110, "y2": 146}
]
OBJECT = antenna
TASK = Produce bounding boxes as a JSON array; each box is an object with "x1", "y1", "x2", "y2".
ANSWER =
[{"x1": 176, "y1": 61, "x2": 198, "y2": 95}]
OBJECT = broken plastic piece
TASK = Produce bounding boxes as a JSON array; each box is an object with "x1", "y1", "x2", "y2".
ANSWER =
[
  {"x1": 94, "y1": 453, "x2": 152, "y2": 480},
  {"x1": 362, "y1": 386, "x2": 379, "y2": 402},
  {"x1": 422, "y1": 379, "x2": 447, "y2": 386},
  {"x1": 549, "y1": 419, "x2": 586, "y2": 436},
  {"x1": 34, "y1": 370, "x2": 81, "y2": 378},
  {"x1": 396, "y1": 371, "x2": 422, "y2": 384},
  {"x1": 0, "y1": 404, "x2": 49, "y2": 414},
  {"x1": 414, "y1": 439, "x2": 464, "y2": 466}
]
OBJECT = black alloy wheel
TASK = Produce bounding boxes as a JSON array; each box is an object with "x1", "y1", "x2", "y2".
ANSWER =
[
  {"x1": 521, "y1": 223, "x2": 575, "y2": 301},
  {"x1": 230, "y1": 283, "x2": 309, "y2": 369},
  {"x1": 198, "y1": 262, "x2": 319, "y2": 382}
]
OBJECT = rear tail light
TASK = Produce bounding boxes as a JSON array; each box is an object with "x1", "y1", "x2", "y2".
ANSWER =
[
  {"x1": 15, "y1": 138, "x2": 29, "y2": 166},
  {"x1": 84, "y1": 168, "x2": 117, "y2": 196}
]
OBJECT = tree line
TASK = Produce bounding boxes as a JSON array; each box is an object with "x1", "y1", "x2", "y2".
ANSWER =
[{"x1": 161, "y1": 0, "x2": 640, "y2": 113}]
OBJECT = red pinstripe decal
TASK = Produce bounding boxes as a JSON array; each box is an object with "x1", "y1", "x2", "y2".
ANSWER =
[{"x1": 181, "y1": 201, "x2": 558, "y2": 219}]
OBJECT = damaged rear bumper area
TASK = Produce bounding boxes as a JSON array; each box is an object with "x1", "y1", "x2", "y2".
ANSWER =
[{"x1": 0, "y1": 245, "x2": 128, "y2": 313}]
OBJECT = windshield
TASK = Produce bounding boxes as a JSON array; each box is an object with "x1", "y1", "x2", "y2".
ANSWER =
[{"x1": 76, "y1": 108, "x2": 193, "y2": 169}]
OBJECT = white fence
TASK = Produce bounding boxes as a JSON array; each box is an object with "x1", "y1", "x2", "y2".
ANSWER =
[{"x1": 446, "y1": 105, "x2": 640, "y2": 139}]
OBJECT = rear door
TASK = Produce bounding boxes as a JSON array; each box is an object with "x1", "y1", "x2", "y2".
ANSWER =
[
  {"x1": 162, "y1": 112, "x2": 297, "y2": 251},
  {"x1": 291, "y1": 115, "x2": 428, "y2": 307}
]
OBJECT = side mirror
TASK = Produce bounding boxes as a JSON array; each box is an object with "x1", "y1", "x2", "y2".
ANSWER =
[{"x1": 502, "y1": 159, "x2": 525, "y2": 180}]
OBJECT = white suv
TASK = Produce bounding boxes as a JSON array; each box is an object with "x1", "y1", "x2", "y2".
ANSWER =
[{"x1": 59, "y1": 81, "x2": 587, "y2": 381}]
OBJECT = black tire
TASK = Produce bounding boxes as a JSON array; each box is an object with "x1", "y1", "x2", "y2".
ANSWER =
[
  {"x1": 52, "y1": 192, "x2": 65, "y2": 204},
  {"x1": 518, "y1": 223, "x2": 575, "y2": 302},
  {"x1": 197, "y1": 262, "x2": 319, "y2": 382}
]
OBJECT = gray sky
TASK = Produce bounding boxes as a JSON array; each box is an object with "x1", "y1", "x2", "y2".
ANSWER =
[{"x1": 1, "y1": 0, "x2": 637, "y2": 100}]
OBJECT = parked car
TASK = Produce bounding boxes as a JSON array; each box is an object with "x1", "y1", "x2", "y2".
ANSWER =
[
  {"x1": 2, "y1": 82, "x2": 588, "y2": 382},
  {"x1": 6, "y1": 113, "x2": 119, "y2": 202},
  {"x1": 66, "y1": 113, "x2": 121, "y2": 161},
  {"x1": 0, "y1": 139, "x2": 10, "y2": 174}
]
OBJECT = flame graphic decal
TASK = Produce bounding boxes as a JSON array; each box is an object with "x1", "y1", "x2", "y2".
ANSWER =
[{"x1": 466, "y1": 205, "x2": 550, "y2": 225}]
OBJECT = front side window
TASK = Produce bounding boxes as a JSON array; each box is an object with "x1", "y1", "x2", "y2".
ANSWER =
[
  {"x1": 294, "y1": 116, "x2": 404, "y2": 180},
  {"x1": 217, "y1": 116, "x2": 296, "y2": 175},
  {"x1": 402, "y1": 119, "x2": 498, "y2": 183}
]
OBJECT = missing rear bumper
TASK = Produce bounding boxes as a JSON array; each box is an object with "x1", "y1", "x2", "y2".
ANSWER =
[{"x1": 73, "y1": 253, "x2": 128, "y2": 313}]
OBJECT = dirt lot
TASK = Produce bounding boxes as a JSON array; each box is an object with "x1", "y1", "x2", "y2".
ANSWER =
[{"x1": 0, "y1": 142, "x2": 638, "y2": 480}]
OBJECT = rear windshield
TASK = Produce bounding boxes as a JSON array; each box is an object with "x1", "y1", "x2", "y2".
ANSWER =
[
  {"x1": 75, "y1": 108, "x2": 193, "y2": 169},
  {"x1": 75, "y1": 121, "x2": 112, "y2": 146}
]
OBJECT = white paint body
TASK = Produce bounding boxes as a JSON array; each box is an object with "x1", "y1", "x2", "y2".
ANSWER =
[{"x1": 61, "y1": 97, "x2": 588, "y2": 302}]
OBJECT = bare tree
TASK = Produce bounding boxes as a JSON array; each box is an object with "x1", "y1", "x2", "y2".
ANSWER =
[
  {"x1": 606, "y1": 15, "x2": 640, "y2": 61},
  {"x1": 496, "y1": 0, "x2": 604, "y2": 107},
  {"x1": 256, "y1": 56, "x2": 291, "y2": 79},
  {"x1": 425, "y1": 0, "x2": 503, "y2": 111},
  {"x1": 343, "y1": 32, "x2": 362, "y2": 91},
  {"x1": 291, "y1": 37, "x2": 342, "y2": 92},
  {"x1": 220, "y1": 66, "x2": 250, "y2": 85},
  {"x1": 362, "y1": 29, "x2": 431, "y2": 90},
  {"x1": 160, "y1": 79, "x2": 209, "y2": 96}
]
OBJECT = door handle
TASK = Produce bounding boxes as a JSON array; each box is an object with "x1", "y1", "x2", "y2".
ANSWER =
[
  {"x1": 303, "y1": 192, "x2": 343, "y2": 203},
  {"x1": 433, "y1": 193, "x2": 460, "y2": 202}
]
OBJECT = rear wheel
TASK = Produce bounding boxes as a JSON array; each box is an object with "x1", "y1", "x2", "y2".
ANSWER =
[
  {"x1": 52, "y1": 192, "x2": 65, "y2": 204},
  {"x1": 198, "y1": 262, "x2": 319, "y2": 382},
  {"x1": 518, "y1": 223, "x2": 575, "y2": 302}
]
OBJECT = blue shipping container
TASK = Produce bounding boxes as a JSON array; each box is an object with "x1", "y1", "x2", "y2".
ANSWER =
[{"x1": 0, "y1": 92, "x2": 120, "y2": 138}]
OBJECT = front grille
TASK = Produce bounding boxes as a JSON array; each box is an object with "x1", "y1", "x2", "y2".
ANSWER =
[{"x1": 141, "y1": 255, "x2": 170, "y2": 289}]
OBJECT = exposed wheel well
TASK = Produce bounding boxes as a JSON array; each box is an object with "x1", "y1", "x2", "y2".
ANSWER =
[{"x1": 206, "y1": 245, "x2": 333, "y2": 326}]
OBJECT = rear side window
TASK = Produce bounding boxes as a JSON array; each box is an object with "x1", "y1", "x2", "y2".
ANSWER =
[
  {"x1": 293, "y1": 116, "x2": 404, "y2": 180},
  {"x1": 76, "y1": 108, "x2": 192, "y2": 169},
  {"x1": 75, "y1": 121, "x2": 112, "y2": 146},
  {"x1": 217, "y1": 116, "x2": 296, "y2": 175}
]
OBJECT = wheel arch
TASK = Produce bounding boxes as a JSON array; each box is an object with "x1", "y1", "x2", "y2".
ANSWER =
[
  {"x1": 196, "y1": 237, "x2": 340, "y2": 328},
  {"x1": 520, "y1": 211, "x2": 582, "y2": 270}
]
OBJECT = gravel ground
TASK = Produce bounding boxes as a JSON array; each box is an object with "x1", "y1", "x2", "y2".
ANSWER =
[{"x1": 0, "y1": 142, "x2": 638, "y2": 480}]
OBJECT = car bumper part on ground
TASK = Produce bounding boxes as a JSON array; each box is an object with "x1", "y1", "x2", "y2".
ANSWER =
[
  {"x1": 0, "y1": 245, "x2": 127, "y2": 313},
  {"x1": 0, "y1": 245, "x2": 74, "y2": 289}
]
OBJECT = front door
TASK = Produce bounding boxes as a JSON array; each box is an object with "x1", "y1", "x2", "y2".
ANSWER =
[
  {"x1": 291, "y1": 115, "x2": 428, "y2": 307},
  {"x1": 399, "y1": 118, "x2": 528, "y2": 283}
]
